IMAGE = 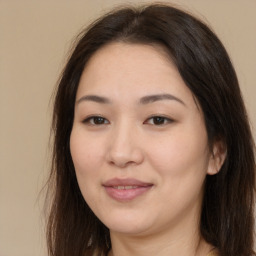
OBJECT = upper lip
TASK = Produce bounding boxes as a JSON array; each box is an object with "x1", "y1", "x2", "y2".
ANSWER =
[{"x1": 103, "y1": 178, "x2": 153, "y2": 187}]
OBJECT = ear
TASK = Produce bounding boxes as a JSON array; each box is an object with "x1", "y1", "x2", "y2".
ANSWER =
[{"x1": 207, "y1": 139, "x2": 227, "y2": 175}]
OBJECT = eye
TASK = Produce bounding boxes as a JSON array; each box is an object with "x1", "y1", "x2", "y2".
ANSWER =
[
  {"x1": 144, "y1": 116, "x2": 173, "y2": 126},
  {"x1": 82, "y1": 116, "x2": 110, "y2": 125}
]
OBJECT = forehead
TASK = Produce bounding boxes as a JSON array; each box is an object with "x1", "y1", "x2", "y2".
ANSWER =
[
  {"x1": 84, "y1": 42, "x2": 173, "y2": 73},
  {"x1": 76, "y1": 42, "x2": 194, "y2": 106}
]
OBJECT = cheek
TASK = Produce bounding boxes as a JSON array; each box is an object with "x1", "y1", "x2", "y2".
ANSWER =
[
  {"x1": 149, "y1": 130, "x2": 209, "y2": 211},
  {"x1": 70, "y1": 129, "x2": 105, "y2": 210},
  {"x1": 70, "y1": 129, "x2": 104, "y2": 179},
  {"x1": 148, "y1": 124, "x2": 210, "y2": 179}
]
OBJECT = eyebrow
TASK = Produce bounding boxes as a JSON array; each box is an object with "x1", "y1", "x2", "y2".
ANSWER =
[
  {"x1": 76, "y1": 93, "x2": 185, "y2": 106},
  {"x1": 76, "y1": 95, "x2": 111, "y2": 104},
  {"x1": 139, "y1": 94, "x2": 186, "y2": 106}
]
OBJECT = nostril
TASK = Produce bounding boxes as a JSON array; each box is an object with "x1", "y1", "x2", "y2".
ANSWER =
[{"x1": 106, "y1": 148, "x2": 144, "y2": 168}]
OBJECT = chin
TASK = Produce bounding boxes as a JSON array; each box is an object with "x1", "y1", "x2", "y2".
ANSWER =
[
  {"x1": 108, "y1": 223, "x2": 150, "y2": 236},
  {"x1": 100, "y1": 212, "x2": 153, "y2": 235}
]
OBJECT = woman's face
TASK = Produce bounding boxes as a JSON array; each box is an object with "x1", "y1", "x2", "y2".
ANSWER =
[{"x1": 70, "y1": 42, "x2": 218, "y2": 236}]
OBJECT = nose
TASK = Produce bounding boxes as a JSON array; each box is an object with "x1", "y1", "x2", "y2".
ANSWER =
[{"x1": 106, "y1": 122, "x2": 144, "y2": 168}]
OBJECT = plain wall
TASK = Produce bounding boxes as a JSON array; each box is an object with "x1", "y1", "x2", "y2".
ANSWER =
[{"x1": 0, "y1": 1, "x2": 255, "y2": 255}]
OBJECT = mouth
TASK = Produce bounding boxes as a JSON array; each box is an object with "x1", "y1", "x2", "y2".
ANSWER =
[
  {"x1": 102, "y1": 178, "x2": 153, "y2": 201},
  {"x1": 112, "y1": 185, "x2": 141, "y2": 189}
]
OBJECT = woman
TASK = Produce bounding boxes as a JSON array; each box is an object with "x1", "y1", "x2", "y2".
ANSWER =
[{"x1": 46, "y1": 4, "x2": 256, "y2": 256}]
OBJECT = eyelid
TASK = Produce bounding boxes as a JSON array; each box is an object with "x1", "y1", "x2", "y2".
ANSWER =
[
  {"x1": 81, "y1": 114, "x2": 174, "y2": 126},
  {"x1": 82, "y1": 115, "x2": 110, "y2": 125},
  {"x1": 144, "y1": 115, "x2": 175, "y2": 125}
]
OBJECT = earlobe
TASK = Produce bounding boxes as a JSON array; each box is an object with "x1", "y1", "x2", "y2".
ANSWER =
[{"x1": 207, "y1": 140, "x2": 227, "y2": 175}]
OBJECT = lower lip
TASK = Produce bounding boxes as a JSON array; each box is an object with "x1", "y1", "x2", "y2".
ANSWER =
[{"x1": 104, "y1": 186, "x2": 153, "y2": 201}]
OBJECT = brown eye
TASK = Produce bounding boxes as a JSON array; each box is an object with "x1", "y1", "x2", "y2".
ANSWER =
[
  {"x1": 83, "y1": 116, "x2": 109, "y2": 125},
  {"x1": 92, "y1": 117, "x2": 106, "y2": 124},
  {"x1": 144, "y1": 116, "x2": 173, "y2": 126},
  {"x1": 152, "y1": 116, "x2": 166, "y2": 125}
]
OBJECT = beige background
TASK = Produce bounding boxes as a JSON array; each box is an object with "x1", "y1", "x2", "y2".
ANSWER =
[{"x1": 0, "y1": 1, "x2": 255, "y2": 255}]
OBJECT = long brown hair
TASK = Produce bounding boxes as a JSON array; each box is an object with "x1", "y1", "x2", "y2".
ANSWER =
[{"x1": 46, "y1": 4, "x2": 256, "y2": 256}]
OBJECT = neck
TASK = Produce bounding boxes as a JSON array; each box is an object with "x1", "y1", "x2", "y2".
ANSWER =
[
  {"x1": 107, "y1": 190, "x2": 212, "y2": 256},
  {"x1": 108, "y1": 212, "x2": 212, "y2": 256},
  {"x1": 109, "y1": 233, "x2": 211, "y2": 256}
]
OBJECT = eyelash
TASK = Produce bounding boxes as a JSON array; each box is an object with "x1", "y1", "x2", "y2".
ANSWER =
[
  {"x1": 82, "y1": 115, "x2": 174, "y2": 126},
  {"x1": 82, "y1": 116, "x2": 110, "y2": 125},
  {"x1": 144, "y1": 116, "x2": 174, "y2": 125}
]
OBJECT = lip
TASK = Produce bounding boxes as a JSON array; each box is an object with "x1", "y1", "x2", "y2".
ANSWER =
[{"x1": 103, "y1": 178, "x2": 153, "y2": 202}]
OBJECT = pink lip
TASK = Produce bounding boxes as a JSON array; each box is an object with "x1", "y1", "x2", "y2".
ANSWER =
[{"x1": 103, "y1": 178, "x2": 153, "y2": 202}]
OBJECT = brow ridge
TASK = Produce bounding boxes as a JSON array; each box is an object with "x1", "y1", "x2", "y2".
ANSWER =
[
  {"x1": 76, "y1": 95, "x2": 111, "y2": 104},
  {"x1": 76, "y1": 93, "x2": 185, "y2": 106},
  {"x1": 139, "y1": 93, "x2": 185, "y2": 105}
]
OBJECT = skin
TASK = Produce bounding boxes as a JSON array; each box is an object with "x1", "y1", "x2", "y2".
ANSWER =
[{"x1": 70, "y1": 42, "x2": 225, "y2": 256}]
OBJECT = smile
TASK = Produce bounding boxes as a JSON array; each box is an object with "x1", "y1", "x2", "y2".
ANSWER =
[
  {"x1": 103, "y1": 178, "x2": 153, "y2": 201},
  {"x1": 113, "y1": 185, "x2": 139, "y2": 189}
]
